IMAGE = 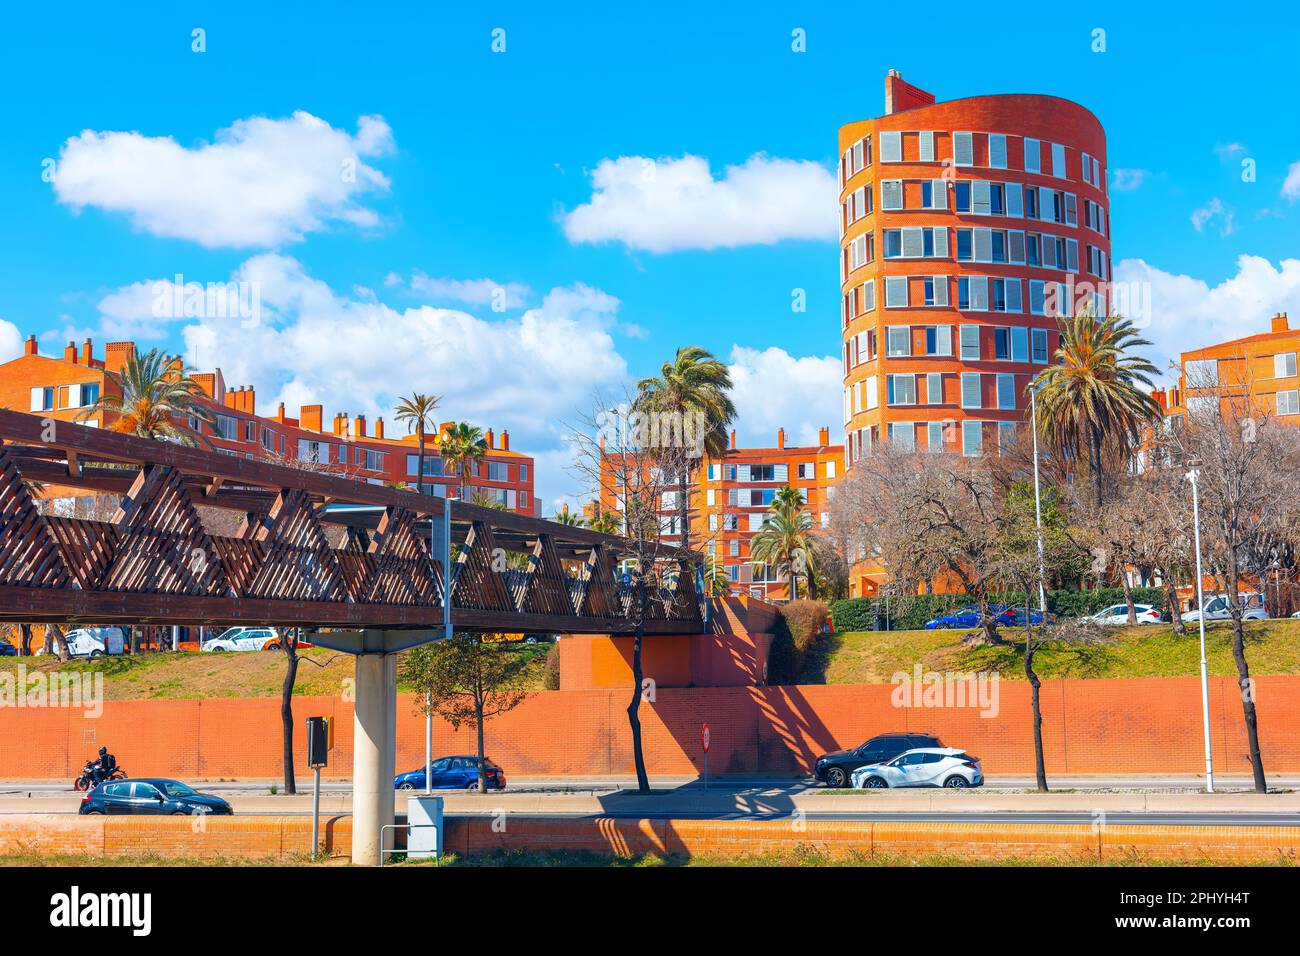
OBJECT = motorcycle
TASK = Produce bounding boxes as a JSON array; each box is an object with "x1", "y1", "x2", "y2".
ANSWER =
[{"x1": 73, "y1": 761, "x2": 127, "y2": 792}]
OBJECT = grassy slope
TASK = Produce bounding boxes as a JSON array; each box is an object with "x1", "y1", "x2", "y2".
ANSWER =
[
  {"x1": 0, "y1": 645, "x2": 551, "y2": 701},
  {"x1": 799, "y1": 618, "x2": 1300, "y2": 684}
]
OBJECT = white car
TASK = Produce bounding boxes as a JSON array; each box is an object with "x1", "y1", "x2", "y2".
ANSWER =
[
  {"x1": 851, "y1": 748, "x2": 983, "y2": 789},
  {"x1": 202, "y1": 627, "x2": 280, "y2": 653},
  {"x1": 1181, "y1": 594, "x2": 1268, "y2": 624},
  {"x1": 35, "y1": 627, "x2": 125, "y2": 658},
  {"x1": 1090, "y1": 603, "x2": 1162, "y2": 626}
]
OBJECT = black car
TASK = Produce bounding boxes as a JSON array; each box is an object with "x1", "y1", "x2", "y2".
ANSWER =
[
  {"x1": 0, "y1": 640, "x2": 17, "y2": 657},
  {"x1": 79, "y1": 778, "x2": 233, "y2": 815},
  {"x1": 814, "y1": 733, "x2": 944, "y2": 787}
]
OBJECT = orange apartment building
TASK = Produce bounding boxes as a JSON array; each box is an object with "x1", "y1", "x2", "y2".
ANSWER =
[
  {"x1": 0, "y1": 334, "x2": 538, "y2": 515},
  {"x1": 838, "y1": 72, "x2": 1111, "y2": 596},
  {"x1": 1155, "y1": 312, "x2": 1299, "y2": 426},
  {"x1": 598, "y1": 427, "x2": 842, "y2": 600}
]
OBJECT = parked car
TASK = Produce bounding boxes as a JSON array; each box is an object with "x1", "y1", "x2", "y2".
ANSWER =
[
  {"x1": 78, "y1": 778, "x2": 232, "y2": 815},
  {"x1": 201, "y1": 626, "x2": 280, "y2": 652},
  {"x1": 923, "y1": 605, "x2": 1015, "y2": 630},
  {"x1": 393, "y1": 756, "x2": 506, "y2": 791},
  {"x1": 851, "y1": 748, "x2": 983, "y2": 789},
  {"x1": 1090, "y1": 603, "x2": 1162, "y2": 626},
  {"x1": 35, "y1": 627, "x2": 125, "y2": 658},
  {"x1": 1292, "y1": 610, "x2": 1300, "y2": 619},
  {"x1": 0, "y1": 640, "x2": 17, "y2": 657},
  {"x1": 814, "y1": 733, "x2": 944, "y2": 788},
  {"x1": 1181, "y1": 593, "x2": 1268, "y2": 624},
  {"x1": 1008, "y1": 607, "x2": 1054, "y2": 626}
]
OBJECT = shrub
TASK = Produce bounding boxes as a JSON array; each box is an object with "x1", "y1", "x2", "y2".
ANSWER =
[
  {"x1": 543, "y1": 644, "x2": 561, "y2": 690},
  {"x1": 767, "y1": 599, "x2": 829, "y2": 685}
]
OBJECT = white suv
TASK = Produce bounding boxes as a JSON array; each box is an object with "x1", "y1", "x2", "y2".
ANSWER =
[
  {"x1": 1181, "y1": 594, "x2": 1268, "y2": 624},
  {"x1": 851, "y1": 748, "x2": 983, "y2": 789},
  {"x1": 36, "y1": 627, "x2": 125, "y2": 658},
  {"x1": 1091, "y1": 604, "x2": 1161, "y2": 625},
  {"x1": 202, "y1": 627, "x2": 279, "y2": 653}
]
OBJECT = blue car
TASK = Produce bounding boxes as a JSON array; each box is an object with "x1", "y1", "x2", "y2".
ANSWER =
[
  {"x1": 923, "y1": 605, "x2": 1017, "y2": 630},
  {"x1": 1008, "y1": 607, "x2": 1054, "y2": 626},
  {"x1": 394, "y1": 755, "x2": 506, "y2": 791}
]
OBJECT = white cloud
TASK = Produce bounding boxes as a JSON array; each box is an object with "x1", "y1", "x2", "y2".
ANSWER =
[
  {"x1": 0, "y1": 318, "x2": 22, "y2": 363},
  {"x1": 562, "y1": 153, "x2": 837, "y2": 253},
  {"x1": 726, "y1": 345, "x2": 841, "y2": 448},
  {"x1": 1190, "y1": 197, "x2": 1235, "y2": 236},
  {"x1": 1115, "y1": 255, "x2": 1300, "y2": 378},
  {"x1": 52, "y1": 112, "x2": 395, "y2": 248},
  {"x1": 1282, "y1": 161, "x2": 1300, "y2": 201},
  {"x1": 1214, "y1": 142, "x2": 1245, "y2": 160},
  {"x1": 405, "y1": 273, "x2": 532, "y2": 309},
  {"x1": 1110, "y1": 168, "x2": 1148, "y2": 192}
]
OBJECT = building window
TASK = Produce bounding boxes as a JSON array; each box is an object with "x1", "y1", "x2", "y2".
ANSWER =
[
  {"x1": 887, "y1": 422, "x2": 915, "y2": 451},
  {"x1": 1023, "y1": 138, "x2": 1041, "y2": 173},
  {"x1": 926, "y1": 371, "x2": 943, "y2": 404},
  {"x1": 29, "y1": 387, "x2": 55, "y2": 412},
  {"x1": 261, "y1": 429, "x2": 276, "y2": 452},
  {"x1": 962, "y1": 421, "x2": 983, "y2": 457},
  {"x1": 1031, "y1": 328, "x2": 1050, "y2": 363},
  {"x1": 988, "y1": 133, "x2": 1007, "y2": 168},
  {"x1": 1051, "y1": 143, "x2": 1066, "y2": 178},
  {"x1": 884, "y1": 276, "x2": 909, "y2": 309},
  {"x1": 996, "y1": 373, "x2": 1017, "y2": 410},
  {"x1": 887, "y1": 374, "x2": 916, "y2": 406},
  {"x1": 1274, "y1": 352, "x2": 1298, "y2": 378},
  {"x1": 881, "y1": 180, "x2": 904, "y2": 210},
  {"x1": 952, "y1": 131, "x2": 973, "y2": 166},
  {"x1": 1184, "y1": 359, "x2": 1219, "y2": 386},
  {"x1": 215, "y1": 415, "x2": 239, "y2": 441},
  {"x1": 961, "y1": 372, "x2": 982, "y2": 409},
  {"x1": 1278, "y1": 390, "x2": 1299, "y2": 416},
  {"x1": 886, "y1": 326, "x2": 911, "y2": 356},
  {"x1": 959, "y1": 325, "x2": 981, "y2": 360},
  {"x1": 880, "y1": 130, "x2": 902, "y2": 163}
]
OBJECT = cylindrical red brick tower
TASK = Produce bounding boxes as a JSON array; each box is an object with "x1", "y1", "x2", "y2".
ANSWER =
[{"x1": 838, "y1": 71, "x2": 1111, "y2": 595}]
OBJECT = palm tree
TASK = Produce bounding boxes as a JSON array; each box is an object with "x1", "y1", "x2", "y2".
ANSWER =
[
  {"x1": 394, "y1": 393, "x2": 441, "y2": 495},
  {"x1": 588, "y1": 509, "x2": 621, "y2": 536},
  {"x1": 635, "y1": 346, "x2": 736, "y2": 552},
  {"x1": 1034, "y1": 309, "x2": 1162, "y2": 506},
  {"x1": 774, "y1": 484, "x2": 804, "y2": 511},
  {"x1": 750, "y1": 497, "x2": 815, "y2": 600},
  {"x1": 439, "y1": 422, "x2": 487, "y2": 501},
  {"x1": 79, "y1": 347, "x2": 214, "y2": 444},
  {"x1": 553, "y1": 506, "x2": 584, "y2": 527}
]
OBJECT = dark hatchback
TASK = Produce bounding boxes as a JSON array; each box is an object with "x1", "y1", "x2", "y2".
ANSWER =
[
  {"x1": 814, "y1": 733, "x2": 944, "y2": 787},
  {"x1": 79, "y1": 779, "x2": 233, "y2": 815},
  {"x1": 394, "y1": 756, "x2": 506, "y2": 791},
  {"x1": 0, "y1": 640, "x2": 17, "y2": 657}
]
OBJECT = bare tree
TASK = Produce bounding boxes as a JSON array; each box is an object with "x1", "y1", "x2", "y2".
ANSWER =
[
  {"x1": 1165, "y1": 361, "x2": 1300, "y2": 791},
  {"x1": 567, "y1": 390, "x2": 700, "y2": 793}
]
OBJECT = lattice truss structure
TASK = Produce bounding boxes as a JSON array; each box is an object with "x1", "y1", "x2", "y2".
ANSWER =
[{"x1": 0, "y1": 410, "x2": 702, "y2": 633}]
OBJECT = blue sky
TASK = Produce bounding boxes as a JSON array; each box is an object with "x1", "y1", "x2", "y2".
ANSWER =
[{"x1": 1, "y1": 2, "x2": 1298, "y2": 508}]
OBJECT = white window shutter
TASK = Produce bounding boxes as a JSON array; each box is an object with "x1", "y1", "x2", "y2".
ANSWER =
[
  {"x1": 1008, "y1": 230, "x2": 1025, "y2": 264},
  {"x1": 901, "y1": 227, "x2": 924, "y2": 258},
  {"x1": 1006, "y1": 183, "x2": 1023, "y2": 217},
  {"x1": 881, "y1": 130, "x2": 902, "y2": 163},
  {"x1": 972, "y1": 180, "x2": 991, "y2": 214},
  {"x1": 931, "y1": 179, "x2": 947, "y2": 209},
  {"x1": 882, "y1": 180, "x2": 903, "y2": 210},
  {"x1": 1051, "y1": 143, "x2": 1066, "y2": 177},
  {"x1": 932, "y1": 226, "x2": 949, "y2": 258},
  {"x1": 1066, "y1": 238, "x2": 1079, "y2": 273},
  {"x1": 919, "y1": 131, "x2": 934, "y2": 162},
  {"x1": 29, "y1": 387, "x2": 44, "y2": 412},
  {"x1": 1006, "y1": 280, "x2": 1023, "y2": 314},
  {"x1": 774, "y1": 463, "x2": 788, "y2": 482},
  {"x1": 932, "y1": 277, "x2": 949, "y2": 307},
  {"x1": 973, "y1": 228, "x2": 993, "y2": 262},
  {"x1": 1023, "y1": 138, "x2": 1040, "y2": 173},
  {"x1": 953, "y1": 132, "x2": 973, "y2": 166},
  {"x1": 970, "y1": 276, "x2": 989, "y2": 311}
]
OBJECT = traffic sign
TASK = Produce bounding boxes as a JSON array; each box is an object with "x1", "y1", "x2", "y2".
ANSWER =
[{"x1": 701, "y1": 722, "x2": 710, "y2": 753}]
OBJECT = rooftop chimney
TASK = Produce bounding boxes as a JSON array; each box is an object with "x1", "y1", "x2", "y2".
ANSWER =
[
  {"x1": 23, "y1": 334, "x2": 37, "y2": 357},
  {"x1": 730, "y1": 429, "x2": 737, "y2": 450},
  {"x1": 64, "y1": 341, "x2": 77, "y2": 364},
  {"x1": 777, "y1": 427, "x2": 786, "y2": 449},
  {"x1": 356, "y1": 414, "x2": 367, "y2": 438},
  {"x1": 301, "y1": 405, "x2": 323, "y2": 433},
  {"x1": 276, "y1": 402, "x2": 286, "y2": 423},
  {"x1": 375, "y1": 417, "x2": 385, "y2": 439},
  {"x1": 485, "y1": 428, "x2": 495, "y2": 449},
  {"x1": 81, "y1": 338, "x2": 93, "y2": 365},
  {"x1": 1272, "y1": 312, "x2": 1290, "y2": 333},
  {"x1": 818, "y1": 426, "x2": 830, "y2": 446},
  {"x1": 105, "y1": 342, "x2": 134, "y2": 376},
  {"x1": 501, "y1": 430, "x2": 510, "y2": 451},
  {"x1": 884, "y1": 69, "x2": 935, "y2": 115}
]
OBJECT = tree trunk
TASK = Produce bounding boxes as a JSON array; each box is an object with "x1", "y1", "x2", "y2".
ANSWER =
[
  {"x1": 281, "y1": 632, "x2": 299, "y2": 795},
  {"x1": 627, "y1": 583, "x2": 650, "y2": 793},
  {"x1": 1120, "y1": 570, "x2": 1137, "y2": 625},
  {"x1": 475, "y1": 697, "x2": 487, "y2": 794},
  {"x1": 49, "y1": 624, "x2": 71, "y2": 662},
  {"x1": 977, "y1": 592, "x2": 1001, "y2": 645},
  {"x1": 19, "y1": 624, "x2": 33, "y2": 656},
  {"x1": 677, "y1": 470, "x2": 690, "y2": 554},
  {"x1": 1024, "y1": 615, "x2": 1049, "y2": 792},
  {"x1": 1226, "y1": 572, "x2": 1267, "y2": 792},
  {"x1": 416, "y1": 430, "x2": 426, "y2": 495},
  {"x1": 1090, "y1": 425, "x2": 1104, "y2": 509},
  {"x1": 1162, "y1": 571, "x2": 1186, "y2": 636}
]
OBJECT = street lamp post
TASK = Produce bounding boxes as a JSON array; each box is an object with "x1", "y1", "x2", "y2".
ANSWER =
[
  {"x1": 1028, "y1": 382, "x2": 1048, "y2": 615},
  {"x1": 1185, "y1": 467, "x2": 1216, "y2": 794}
]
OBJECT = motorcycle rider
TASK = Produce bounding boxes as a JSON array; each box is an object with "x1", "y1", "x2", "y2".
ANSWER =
[{"x1": 91, "y1": 746, "x2": 117, "y2": 785}]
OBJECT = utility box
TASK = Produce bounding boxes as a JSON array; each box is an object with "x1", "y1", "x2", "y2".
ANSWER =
[
  {"x1": 306, "y1": 716, "x2": 331, "y2": 768},
  {"x1": 407, "y1": 795, "x2": 444, "y2": 860}
]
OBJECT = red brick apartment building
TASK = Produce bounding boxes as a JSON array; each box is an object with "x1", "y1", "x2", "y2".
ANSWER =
[
  {"x1": 0, "y1": 335, "x2": 537, "y2": 515},
  {"x1": 599, "y1": 427, "x2": 842, "y2": 600},
  {"x1": 839, "y1": 71, "x2": 1111, "y2": 596}
]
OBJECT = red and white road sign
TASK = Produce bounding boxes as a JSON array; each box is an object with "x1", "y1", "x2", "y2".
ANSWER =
[{"x1": 701, "y1": 723, "x2": 710, "y2": 753}]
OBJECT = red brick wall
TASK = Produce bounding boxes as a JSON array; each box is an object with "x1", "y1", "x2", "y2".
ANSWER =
[{"x1": 1, "y1": 675, "x2": 1296, "y2": 780}]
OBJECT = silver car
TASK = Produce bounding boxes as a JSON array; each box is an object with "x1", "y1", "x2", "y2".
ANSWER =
[
  {"x1": 851, "y1": 748, "x2": 983, "y2": 789},
  {"x1": 1181, "y1": 594, "x2": 1267, "y2": 624},
  {"x1": 1091, "y1": 603, "x2": 1161, "y2": 625}
]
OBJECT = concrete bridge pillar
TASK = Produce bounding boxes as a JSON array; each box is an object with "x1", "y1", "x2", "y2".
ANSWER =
[{"x1": 351, "y1": 650, "x2": 393, "y2": 866}]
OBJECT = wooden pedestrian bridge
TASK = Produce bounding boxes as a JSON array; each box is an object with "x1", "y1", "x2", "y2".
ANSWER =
[{"x1": 0, "y1": 409, "x2": 704, "y2": 636}]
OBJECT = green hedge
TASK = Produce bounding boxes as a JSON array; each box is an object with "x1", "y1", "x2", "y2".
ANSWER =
[
  {"x1": 830, "y1": 587, "x2": 1168, "y2": 632},
  {"x1": 767, "y1": 599, "x2": 831, "y2": 685}
]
